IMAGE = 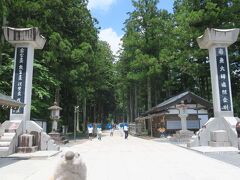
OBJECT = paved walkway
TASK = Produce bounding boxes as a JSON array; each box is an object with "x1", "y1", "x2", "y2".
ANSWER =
[{"x1": 0, "y1": 131, "x2": 240, "y2": 180}]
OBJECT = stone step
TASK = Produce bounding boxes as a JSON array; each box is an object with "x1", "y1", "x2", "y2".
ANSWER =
[
  {"x1": 0, "y1": 136, "x2": 14, "y2": 141},
  {"x1": 17, "y1": 146, "x2": 38, "y2": 153},
  {"x1": 0, "y1": 141, "x2": 11, "y2": 147},
  {"x1": 5, "y1": 129, "x2": 17, "y2": 133},
  {"x1": 3, "y1": 132, "x2": 15, "y2": 137},
  {"x1": 0, "y1": 146, "x2": 9, "y2": 150}
]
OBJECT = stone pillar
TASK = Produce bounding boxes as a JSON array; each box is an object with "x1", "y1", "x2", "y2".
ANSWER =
[
  {"x1": 179, "y1": 114, "x2": 188, "y2": 131},
  {"x1": 52, "y1": 120, "x2": 58, "y2": 132},
  {"x1": 197, "y1": 28, "x2": 239, "y2": 117},
  {"x1": 190, "y1": 28, "x2": 240, "y2": 148},
  {"x1": 3, "y1": 27, "x2": 46, "y2": 131}
]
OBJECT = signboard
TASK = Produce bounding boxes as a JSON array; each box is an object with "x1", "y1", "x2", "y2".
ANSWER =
[
  {"x1": 12, "y1": 47, "x2": 27, "y2": 114},
  {"x1": 216, "y1": 47, "x2": 232, "y2": 111}
]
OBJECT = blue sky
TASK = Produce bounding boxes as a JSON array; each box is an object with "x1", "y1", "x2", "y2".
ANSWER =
[{"x1": 88, "y1": 0, "x2": 174, "y2": 55}]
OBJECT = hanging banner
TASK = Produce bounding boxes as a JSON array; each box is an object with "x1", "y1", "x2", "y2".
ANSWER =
[
  {"x1": 12, "y1": 47, "x2": 28, "y2": 114},
  {"x1": 216, "y1": 47, "x2": 232, "y2": 111}
]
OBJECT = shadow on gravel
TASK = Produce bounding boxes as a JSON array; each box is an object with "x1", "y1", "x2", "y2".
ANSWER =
[
  {"x1": 206, "y1": 153, "x2": 240, "y2": 168},
  {"x1": 0, "y1": 157, "x2": 28, "y2": 168}
]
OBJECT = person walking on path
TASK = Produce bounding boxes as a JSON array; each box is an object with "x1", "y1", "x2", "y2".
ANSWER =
[
  {"x1": 120, "y1": 123, "x2": 124, "y2": 137},
  {"x1": 97, "y1": 125, "x2": 102, "y2": 140},
  {"x1": 110, "y1": 125, "x2": 114, "y2": 136},
  {"x1": 87, "y1": 124, "x2": 93, "y2": 140},
  {"x1": 123, "y1": 123, "x2": 129, "y2": 139},
  {"x1": 236, "y1": 122, "x2": 240, "y2": 150}
]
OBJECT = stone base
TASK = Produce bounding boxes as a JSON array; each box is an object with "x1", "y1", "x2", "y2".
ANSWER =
[
  {"x1": 48, "y1": 132, "x2": 67, "y2": 144},
  {"x1": 17, "y1": 133, "x2": 39, "y2": 153},
  {"x1": 19, "y1": 134, "x2": 34, "y2": 147},
  {"x1": 208, "y1": 141, "x2": 230, "y2": 147},
  {"x1": 48, "y1": 132, "x2": 61, "y2": 144},
  {"x1": 171, "y1": 130, "x2": 194, "y2": 142},
  {"x1": 188, "y1": 117, "x2": 239, "y2": 148},
  {"x1": 176, "y1": 130, "x2": 194, "y2": 136},
  {"x1": 208, "y1": 130, "x2": 231, "y2": 147},
  {"x1": 17, "y1": 146, "x2": 38, "y2": 153},
  {"x1": 48, "y1": 132, "x2": 61, "y2": 141},
  {"x1": 211, "y1": 130, "x2": 229, "y2": 142}
]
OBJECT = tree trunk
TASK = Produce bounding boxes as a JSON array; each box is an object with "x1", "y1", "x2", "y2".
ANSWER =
[
  {"x1": 123, "y1": 92, "x2": 126, "y2": 123},
  {"x1": 201, "y1": 77, "x2": 205, "y2": 97},
  {"x1": 97, "y1": 102, "x2": 102, "y2": 123},
  {"x1": 55, "y1": 88, "x2": 60, "y2": 105},
  {"x1": 129, "y1": 87, "x2": 133, "y2": 123},
  {"x1": 93, "y1": 104, "x2": 96, "y2": 123},
  {"x1": 76, "y1": 96, "x2": 80, "y2": 131},
  {"x1": 134, "y1": 84, "x2": 138, "y2": 120},
  {"x1": 101, "y1": 105, "x2": 104, "y2": 122},
  {"x1": 122, "y1": 111, "x2": 125, "y2": 123},
  {"x1": 0, "y1": 16, "x2": 7, "y2": 66},
  {"x1": 147, "y1": 77, "x2": 152, "y2": 110},
  {"x1": 154, "y1": 82, "x2": 158, "y2": 106},
  {"x1": 127, "y1": 92, "x2": 130, "y2": 123},
  {"x1": 82, "y1": 97, "x2": 87, "y2": 132}
]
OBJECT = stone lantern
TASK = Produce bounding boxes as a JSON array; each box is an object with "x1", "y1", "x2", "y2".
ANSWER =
[
  {"x1": 48, "y1": 102, "x2": 62, "y2": 132},
  {"x1": 176, "y1": 101, "x2": 188, "y2": 132},
  {"x1": 174, "y1": 101, "x2": 194, "y2": 141}
]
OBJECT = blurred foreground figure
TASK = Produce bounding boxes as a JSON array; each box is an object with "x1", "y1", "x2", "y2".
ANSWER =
[{"x1": 50, "y1": 151, "x2": 87, "y2": 180}]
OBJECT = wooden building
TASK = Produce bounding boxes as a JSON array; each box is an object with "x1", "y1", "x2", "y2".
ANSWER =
[
  {"x1": 134, "y1": 91, "x2": 212, "y2": 137},
  {"x1": 0, "y1": 93, "x2": 24, "y2": 109},
  {"x1": 0, "y1": 93, "x2": 25, "y2": 127}
]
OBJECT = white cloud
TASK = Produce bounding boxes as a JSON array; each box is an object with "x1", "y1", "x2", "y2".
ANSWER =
[
  {"x1": 99, "y1": 28, "x2": 122, "y2": 56},
  {"x1": 88, "y1": 0, "x2": 117, "y2": 11}
]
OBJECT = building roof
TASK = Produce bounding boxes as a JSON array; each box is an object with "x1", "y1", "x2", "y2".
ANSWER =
[
  {"x1": 0, "y1": 93, "x2": 25, "y2": 108},
  {"x1": 143, "y1": 91, "x2": 212, "y2": 116}
]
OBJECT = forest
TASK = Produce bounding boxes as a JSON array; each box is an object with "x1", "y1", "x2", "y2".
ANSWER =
[{"x1": 0, "y1": 0, "x2": 240, "y2": 132}]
